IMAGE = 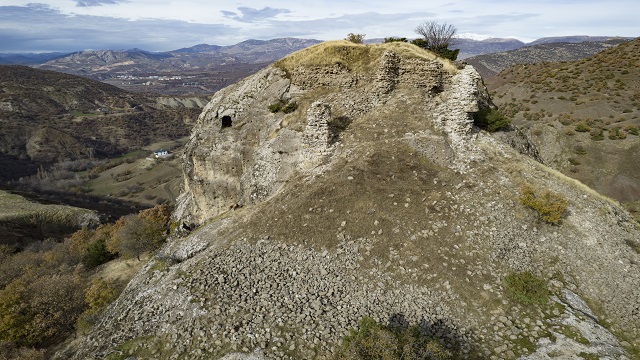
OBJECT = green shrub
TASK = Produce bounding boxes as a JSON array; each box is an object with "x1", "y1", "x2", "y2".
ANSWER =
[
  {"x1": 82, "y1": 238, "x2": 116, "y2": 268},
  {"x1": 384, "y1": 37, "x2": 408, "y2": 43},
  {"x1": 410, "y1": 39, "x2": 459, "y2": 61},
  {"x1": 77, "y1": 278, "x2": 123, "y2": 333},
  {"x1": 334, "y1": 316, "x2": 452, "y2": 360},
  {"x1": 268, "y1": 99, "x2": 297, "y2": 114},
  {"x1": 590, "y1": 128, "x2": 605, "y2": 141},
  {"x1": 84, "y1": 279, "x2": 120, "y2": 314},
  {"x1": 573, "y1": 145, "x2": 587, "y2": 155},
  {"x1": 574, "y1": 122, "x2": 591, "y2": 132},
  {"x1": 473, "y1": 108, "x2": 511, "y2": 132},
  {"x1": 268, "y1": 102, "x2": 282, "y2": 113},
  {"x1": 504, "y1": 272, "x2": 549, "y2": 305},
  {"x1": 608, "y1": 127, "x2": 627, "y2": 140},
  {"x1": 281, "y1": 101, "x2": 298, "y2": 114},
  {"x1": 519, "y1": 184, "x2": 568, "y2": 224},
  {"x1": 345, "y1": 33, "x2": 365, "y2": 44}
]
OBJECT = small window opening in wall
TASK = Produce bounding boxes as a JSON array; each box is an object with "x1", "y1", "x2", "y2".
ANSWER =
[{"x1": 221, "y1": 115, "x2": 232, "y2": 128}]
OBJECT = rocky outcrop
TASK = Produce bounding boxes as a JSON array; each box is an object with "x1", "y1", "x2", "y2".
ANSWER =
[
  {"x1": 62, "y1": 42, "x2": 640, "y2": 360},
  {"x1": 174, "y1": 43, "x2": 480, "y2": 226}
]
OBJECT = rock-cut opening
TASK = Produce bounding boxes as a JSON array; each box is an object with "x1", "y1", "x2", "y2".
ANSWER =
[{"x1": 221, "y1": 115, "x2": 233, "y2": 128}]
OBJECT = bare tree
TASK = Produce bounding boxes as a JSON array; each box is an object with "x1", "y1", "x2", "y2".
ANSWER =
[
  {"x1": 414, "y1": 21, "x2": 457, "y2": 50},
  {"x1": 412, "y1": 21, "x2": 459, "y2": 60}
]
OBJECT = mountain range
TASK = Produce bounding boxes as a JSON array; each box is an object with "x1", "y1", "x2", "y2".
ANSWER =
[{"x1": 0, "y1": 35, "x2": 630, "y2": 96}]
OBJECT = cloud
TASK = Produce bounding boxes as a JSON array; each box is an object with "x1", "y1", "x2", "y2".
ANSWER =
[
  {"x1": 264, "y1": 11, "x2": 436, "y2": 39},
  {"x1": 222, "y1": 7, "x2": 291, "y2": 23},
  {"x1": 75, "y1": 0, "x2": 128, "y2": 6},
  {"x1": 0, "y1": 4, "x2": 235, "y2": 52}
]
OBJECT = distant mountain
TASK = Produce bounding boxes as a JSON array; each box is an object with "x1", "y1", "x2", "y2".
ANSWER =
[
  {"x1": 365, "y1": 37, "x2": 524, "y2": 59},
  {"x1": 0, "y1": 52, "x2": 71, "y2": 65},
  {"x1": 527, "y1": 35, "x2": 626, "y2": 46},
  {"x1": 38, "y1": 38, "x2": 321, "y2": 76},
  {"x1": 465, "y1": 38, "x2": 630, "y2": 79},
  {"x1": 39, "y1": 48, "x2": 173, "y2": 75},
  {"x1": 34, "y1": 38, "x2": 321, "y2": 95},
  {"x1": 10, "y1": 35, "x2": 633, "y2": 96},
  {"x1": 455, "y1": 37, "x2": 525, "y2": 59},
  {"x1": 174, "y1": 44, "x2": 223, "y2": 53},
  {"x1": 363, "y1": 36, "x2": 625, "y2": 60}
]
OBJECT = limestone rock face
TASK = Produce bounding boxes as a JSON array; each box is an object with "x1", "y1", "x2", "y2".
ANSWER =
[
  {"x1": 174, "y1": 43, "x2": 485, "y2": 226},
  {"x1": 174, "y1": 66, "x2": 297, "y2": 225}
]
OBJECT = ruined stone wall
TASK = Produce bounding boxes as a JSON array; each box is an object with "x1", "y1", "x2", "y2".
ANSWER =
[{"x1": 290, "y1": 64, "x2": 359, "y2": 89}]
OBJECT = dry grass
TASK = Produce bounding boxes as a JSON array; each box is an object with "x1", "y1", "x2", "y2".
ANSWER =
[
  {"x1": 87, "y1": 138, "x2": 187, "y2": 207},
  {"x1": 275, "y1": 40, "x2": 458, "y2": 76},
  {"x1": 0, "y1": 189, "x2": 93, "y2": 224}
]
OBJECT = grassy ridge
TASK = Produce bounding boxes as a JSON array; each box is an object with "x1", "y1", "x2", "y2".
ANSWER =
[
  {"x1": 0, "y1": 190, "x2": 97, "y2": 249},
  {"x1": 276, "y1": 40, "x2": 459, "y2": 75}
]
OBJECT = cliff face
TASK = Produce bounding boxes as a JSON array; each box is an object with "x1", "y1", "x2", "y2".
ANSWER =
[
  {"x1": 174, "y1": 41, "x2": 477, "y2": 226},
  {"x1": 60, "y1": 42, "x2": 640, "y2": 360}
]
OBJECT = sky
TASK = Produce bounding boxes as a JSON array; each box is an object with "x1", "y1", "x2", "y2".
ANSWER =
[{"x1": 0, "y1": 0, "x2": 638, "y2": 53}]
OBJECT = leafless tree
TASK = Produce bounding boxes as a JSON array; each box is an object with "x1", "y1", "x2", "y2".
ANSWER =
[{"x1": 414, "y1": 21, "x2": 457, "y2": 50}]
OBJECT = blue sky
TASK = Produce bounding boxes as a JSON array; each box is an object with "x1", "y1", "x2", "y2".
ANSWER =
[{"x1": 0, "y1": 0, "x2": 638, "y2": 53}]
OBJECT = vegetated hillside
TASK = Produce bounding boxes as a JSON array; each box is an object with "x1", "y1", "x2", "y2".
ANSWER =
[
  {"x1": 466, "y1": 38, "x2": 629, "y2": 79},
  {"x1": 60, "y1": 41, "x2": 640, "y2": 360},
  {"x1": 487, "y1": 37, "x2": 640, "y2": 221},
  {"x1": 0, "y1": 65, "x2": 203, "y2": 181},
  {"x1": 0, "y1": 189, "x2": 98, "y2": 249}
]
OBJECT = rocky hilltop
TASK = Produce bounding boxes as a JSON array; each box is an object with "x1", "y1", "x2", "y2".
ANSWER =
[{"x1": 59, "y1": 41, "x2": 640, "y2": 359}]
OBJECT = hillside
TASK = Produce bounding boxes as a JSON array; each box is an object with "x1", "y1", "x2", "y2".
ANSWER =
[
  {"x1": 59, "y1": 41, "x2": 640, "y2": 360},
  {"x1": 486, "y1": 38, "x2": 640, "y2": 221},
  {"x1": 0, "y1": 65, "x2": 203, "y2": 181},
  {"x1": 466, "y1": 38, "x2": 629, "y2": 79},
  {"x1": 0, "y1": 189, "x2": 98, "y2": 249}
]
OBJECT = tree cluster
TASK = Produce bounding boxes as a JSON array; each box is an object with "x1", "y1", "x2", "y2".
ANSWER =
[
  {"x1": 0, "y1": 204, "x2": 172, "y2": 355},
  {"x1": 345, "y1": 33, "x2": 366, "y2": 44}
]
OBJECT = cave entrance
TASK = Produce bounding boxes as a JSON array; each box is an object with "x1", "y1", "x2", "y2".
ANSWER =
[{"x1": 221, "y1": 115, "x2": 232, "y2": 128}]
